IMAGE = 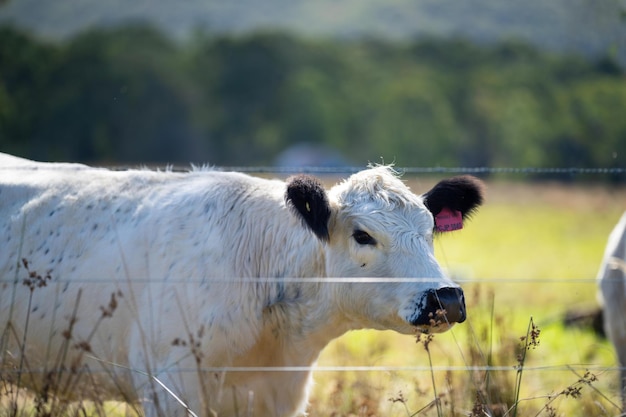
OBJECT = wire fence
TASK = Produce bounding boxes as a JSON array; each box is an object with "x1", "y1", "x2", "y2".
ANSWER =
[
  {"x1": 214, "y1": 166, "x2": 626, "y2": 176},
  {"x1": 0, "y1": 277, "x2": 605, "y2": 284},
  {"x1": 94, "y1": 165, "x2": 626, "y2": 177},
  {"x1": 0, "y1": 364, "x2": 618, "y2": 376},
  {"x1": 5, "y1": 163, "x2": 623, "y2": 177}
]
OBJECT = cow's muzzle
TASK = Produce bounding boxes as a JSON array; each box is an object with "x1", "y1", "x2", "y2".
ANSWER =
[{"x1": 411, "y1": 287, "x2": 466, "y2": 327}]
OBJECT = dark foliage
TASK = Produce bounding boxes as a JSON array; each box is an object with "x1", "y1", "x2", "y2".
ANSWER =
[{"x1": 1, "y1": 25, "x2": 624, "y2": 176}]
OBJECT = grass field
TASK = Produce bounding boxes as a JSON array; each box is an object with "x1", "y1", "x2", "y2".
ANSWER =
[
  {"x1": 309, "y1": 177, "x2": 626, "y2": 417},
  {"x1": 2, "y1": 177, "x2": 625, "y2": 416}
]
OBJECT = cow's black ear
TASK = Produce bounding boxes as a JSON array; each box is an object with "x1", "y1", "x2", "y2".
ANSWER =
[
  {"x1": 285, "y1": 174, "x2": 331, "y2": 241},
  {"x1": 422, "y1": 176, "x2": 485, "y2": 221}
]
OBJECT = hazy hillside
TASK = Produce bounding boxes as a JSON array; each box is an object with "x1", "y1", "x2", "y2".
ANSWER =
[{"x1": 1, "y1": 0, "x2": 625, "y2": 64}]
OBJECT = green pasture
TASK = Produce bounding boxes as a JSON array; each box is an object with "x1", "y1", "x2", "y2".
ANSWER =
[{"x1": 311, "y1": 179, "x2": 626, "y2": 416}]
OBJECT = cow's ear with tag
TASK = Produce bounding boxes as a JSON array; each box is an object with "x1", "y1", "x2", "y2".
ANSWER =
[
  {"x1": 285, "y1": 174, "x2": 331, "y2": 241},
  {"x1": 422, "y1": 176, "x2": 485, "y2": 233}
]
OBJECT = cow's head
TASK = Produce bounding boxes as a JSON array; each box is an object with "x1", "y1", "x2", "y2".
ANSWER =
[{"x1": 286, "y1": 166, "x2": 484, "y2": 335}]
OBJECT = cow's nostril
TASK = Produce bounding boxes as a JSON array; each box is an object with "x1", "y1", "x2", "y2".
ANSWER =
[
  {"x1": 435, "y1": 287, "x2": 466, "y2": 324},
  {"x1": 411, "y1": 287, "x2": 466, "y2": 326}
]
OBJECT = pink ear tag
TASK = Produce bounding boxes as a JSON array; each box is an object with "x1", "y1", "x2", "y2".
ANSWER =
[{"x1": 435, "y1": 207, "x2": 463, "y2": 232}]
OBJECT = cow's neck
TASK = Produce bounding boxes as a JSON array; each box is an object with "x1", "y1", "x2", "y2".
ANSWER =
[
  {"x1": 222, "y1": 306, "x2": 350, "y2": 417},
  {"x1": 252, "y1": 282, "x2": 350, "y2": 360}
]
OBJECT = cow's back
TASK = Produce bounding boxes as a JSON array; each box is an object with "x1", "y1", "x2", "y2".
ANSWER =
[
  {"x1": 0, "y1": 158, "x2": 298, "y2": 400},
  {"x1": 1, "y1": 160, "x2": 176, "y2": 288}
]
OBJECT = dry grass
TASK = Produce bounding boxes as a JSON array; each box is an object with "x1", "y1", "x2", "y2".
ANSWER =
[{"x1": 2, "y1": 178, "x2": 626, "y2": 416}]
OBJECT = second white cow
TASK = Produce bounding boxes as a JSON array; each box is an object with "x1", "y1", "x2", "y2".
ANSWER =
[
  {"x1": 0, "y1": 153, "x2": 483, "y2": 417},
  {"x1": 598, "y1": 211, "x2": 626, "y2": 409}
]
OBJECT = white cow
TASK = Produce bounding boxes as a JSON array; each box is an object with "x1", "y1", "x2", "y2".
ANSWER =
[
  {"x1": 598, "y1": 211, "x2": 626, "y2": 409},
  {"x1": 0, "y1": 153, "x2": 484, "y2": 417}
]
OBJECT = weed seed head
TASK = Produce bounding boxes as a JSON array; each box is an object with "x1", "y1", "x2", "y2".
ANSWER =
[{"x1": 21, "y1": 258, "x2": 52, "y2": 291}]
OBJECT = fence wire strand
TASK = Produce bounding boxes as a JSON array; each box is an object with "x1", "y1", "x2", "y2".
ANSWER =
[
  {"x1": 0, "y1": 364, "x2": 619, "y2": 376},
  {"x1": 214, "y1": 166, "x2": 626, "y2": 176},
  {"x1": 0, "y1": 276, "x2": 603, "y2": 284},
  {"x1": 3, "y1": 164, "x2": 624, "y2": 176}
]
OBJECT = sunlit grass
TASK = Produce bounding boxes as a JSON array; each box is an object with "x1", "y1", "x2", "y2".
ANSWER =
[{"x1": 0, "y1": 391, "x2": 135, "y2": 417}]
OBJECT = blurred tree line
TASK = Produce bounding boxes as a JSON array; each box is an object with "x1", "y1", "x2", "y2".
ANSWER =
[{"x1": 1, "y1": 24, "x2": 625, "y2": 173}]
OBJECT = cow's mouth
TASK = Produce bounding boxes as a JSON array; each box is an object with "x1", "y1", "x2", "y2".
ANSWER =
[{"x1": 415, "y1": 318, "x2": 456, "y2": 335}]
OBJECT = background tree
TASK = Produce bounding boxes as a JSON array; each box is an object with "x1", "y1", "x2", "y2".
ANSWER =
[{"x1": 0, "y1": 25, "x2": 624, "y2": 178}]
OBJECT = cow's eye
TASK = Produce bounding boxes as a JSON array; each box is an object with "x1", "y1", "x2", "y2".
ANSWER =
[{"x1": 353, "y1": 230, "x2": 376, "y2": 246}]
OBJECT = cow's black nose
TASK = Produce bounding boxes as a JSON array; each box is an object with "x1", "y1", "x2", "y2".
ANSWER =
[{"x1": 411, "y1": 287, "x2": 466, "y2": 326}]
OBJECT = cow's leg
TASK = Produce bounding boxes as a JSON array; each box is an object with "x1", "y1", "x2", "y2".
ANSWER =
[
  {"x1": 616, "y1": 341, "x2": 626, "y2": 413},
  {"x1": 621, "y1": 365, "x2": 626, "y2": 413},
  {"x1": 609, "y1": 328, "x2": 626, "y2": 412},
  {"x1": 605, "y1": 317, "x2": 626, "y2": 414},
  {"x1": 136, "y1": 373, "x2": 213, "y2": 417},
  {"x1": 127, "y1": 333, "x2": 205, "y2": 416},
  {"x1": 128, "y1": 327, "x2": 224, "y2": 417}
]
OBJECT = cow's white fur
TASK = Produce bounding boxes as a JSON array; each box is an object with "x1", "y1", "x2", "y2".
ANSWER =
[
  {"x1": 0, "y1": 154, "x2": 470, "y2": 417},
  {"x1": 598, "y1": 211, "x2": 626, "y2": 407}
]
